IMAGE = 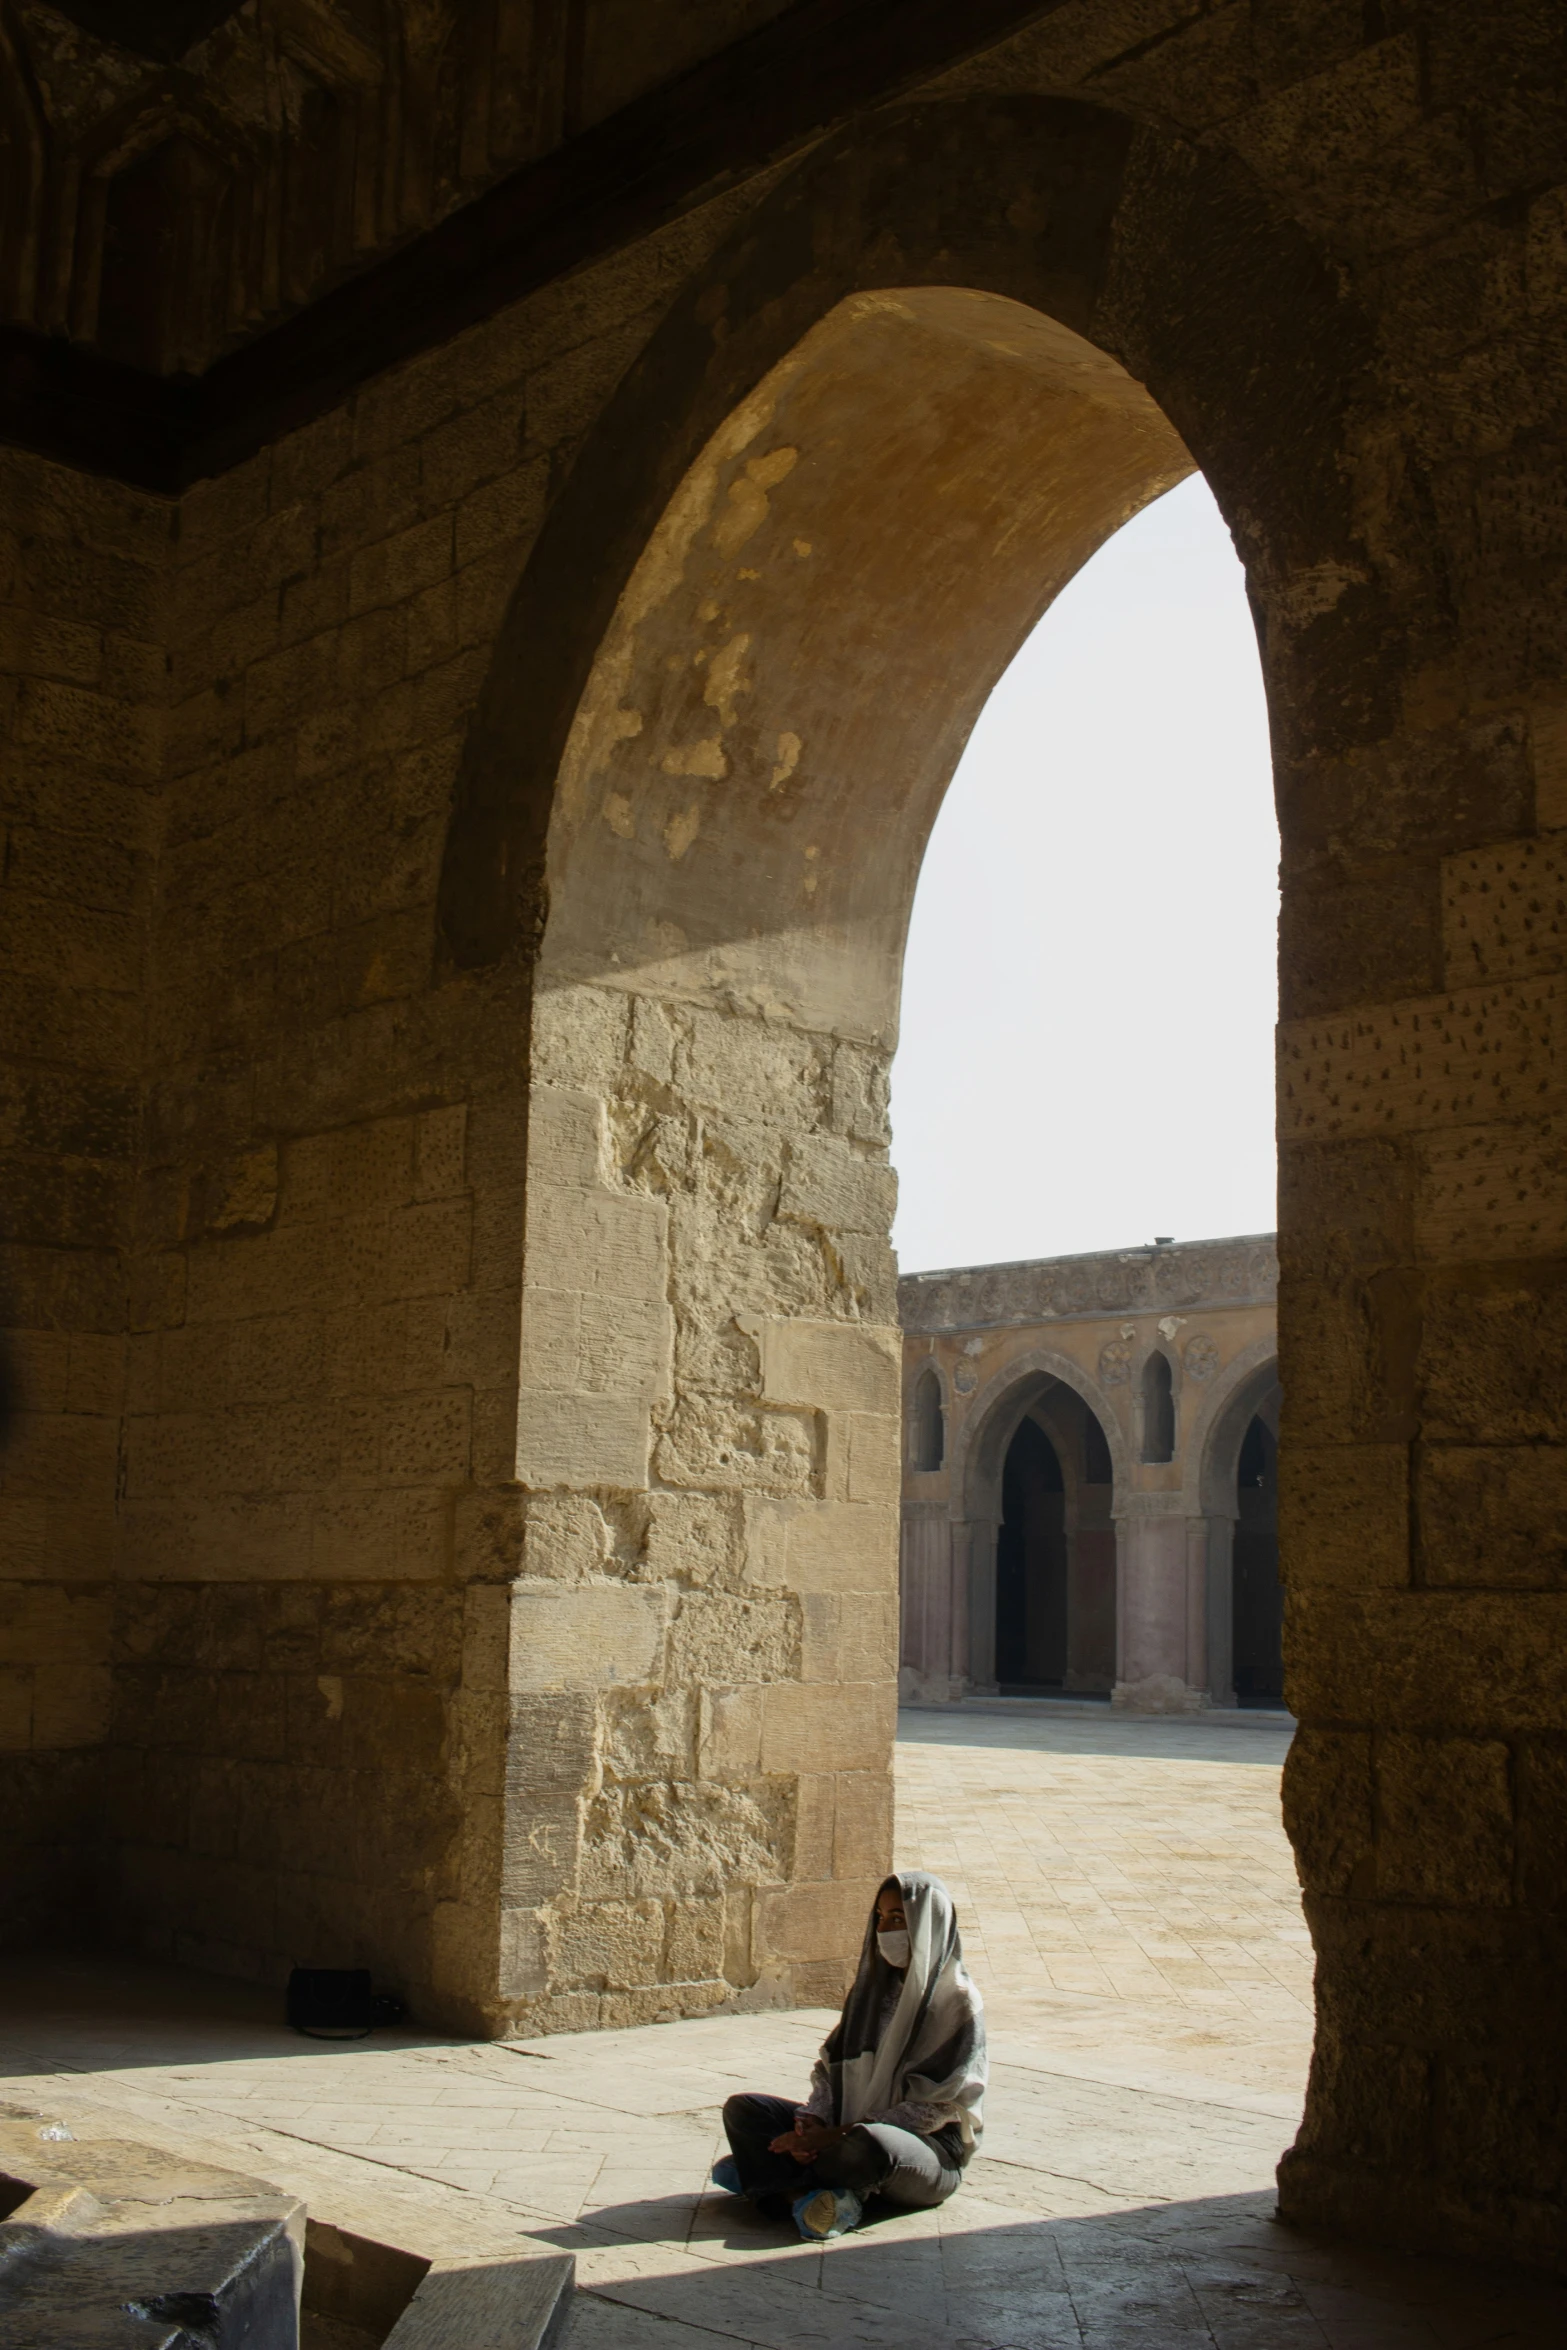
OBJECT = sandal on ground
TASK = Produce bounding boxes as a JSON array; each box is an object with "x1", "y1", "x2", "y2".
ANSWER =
[{"x1": 793, "y1": 2185, "x2": 864, "y2": 2240}]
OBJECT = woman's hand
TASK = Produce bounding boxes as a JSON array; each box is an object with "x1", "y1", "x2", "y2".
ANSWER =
[{"x1": 767, "y1": 2114, "x2": 846, "y2": 2163}]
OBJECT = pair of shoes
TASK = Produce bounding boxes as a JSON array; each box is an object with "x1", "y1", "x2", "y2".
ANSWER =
[
  {"x1": 710, "y1": 2156, "x2": 744, "y2": 2194},
  {"x1": 792, "y1": 2186, "x2": 864, "y2": 2241}
]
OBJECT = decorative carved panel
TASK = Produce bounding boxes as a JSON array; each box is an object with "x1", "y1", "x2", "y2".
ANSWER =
[
  {"x1": 1, "y1": 0, "x2": 573, "y2": 371},
  {"x1": 902, "y1": 1238, "x2": 1280, "y2": 1336}
]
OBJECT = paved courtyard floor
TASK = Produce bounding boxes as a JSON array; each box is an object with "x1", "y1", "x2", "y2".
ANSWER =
[
  {"x1": 3, "y1": 1704, "x2": 1565, "y2": 2346},
  {"x1": 896, "y1": 1704, "x2": 1313, "y2": 2117}
]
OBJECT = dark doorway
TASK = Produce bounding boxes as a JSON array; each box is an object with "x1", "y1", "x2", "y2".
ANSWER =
[
  {"x1": 995, "y1": 1416, "x2": 1068, "y2": 1690},
  {"x1": 1233, "y1": 1414, "x2": 1283, "y2": 1706}
]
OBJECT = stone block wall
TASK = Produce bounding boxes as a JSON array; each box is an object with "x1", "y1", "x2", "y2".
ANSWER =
[
  {"x1": 96, "y1": 370, "x2": 545, "y2": 2003},
  {"x1": 3, "y1": 165, "x2": 898, "y2": 2023},
  {"x1": 98, "y1": 249, "x2": 666, "y2": 2011},
  {"x1": 41, "y1": 176, "x2": 878, "y2": 2025},
  {"x1": 1275, "y1": 871, "x2": 1567, "y2": 2264},
  {"x1": 497, "y1": 985, "x2": 900, "y2": 2023},
  {"x1": 0, "y1": 448, "x2": 169, "y2": 1943}
]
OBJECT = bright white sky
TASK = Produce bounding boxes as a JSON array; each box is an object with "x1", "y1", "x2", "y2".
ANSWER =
[{"x1": 889, "y1": 472, "x2": 1279, "y2": 1275}]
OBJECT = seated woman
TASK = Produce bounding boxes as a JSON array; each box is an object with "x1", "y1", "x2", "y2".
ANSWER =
[{"x1": 713, "y1": 1871, "x2": 986, "y2": 2241}]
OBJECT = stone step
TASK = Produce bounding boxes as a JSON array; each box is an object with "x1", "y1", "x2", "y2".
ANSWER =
[{"x1": 0, "y1": 2108, "x2": 575, "y2": 2350}]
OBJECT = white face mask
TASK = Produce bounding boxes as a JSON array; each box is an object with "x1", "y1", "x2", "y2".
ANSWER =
[{"x1": 877, "y1": 1928, "x2": 911, "y2": 1969}]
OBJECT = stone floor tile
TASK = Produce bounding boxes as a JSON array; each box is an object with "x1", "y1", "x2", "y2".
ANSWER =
[
  {"x1": 578, "y1": 2190, "x2": 710, "y2": 2245},
  {"x1": 570, "y1": 2290, "x2": 760, "y2": 2347},
  {"x1": 810, "y1": 2226, "x2": 951, "y2": 2314},
  {"x1": 486, "y1": 2157, "x2": 608, "y2": 2203},
  {"x1": 420, "y1": 2163, "x2": 502, "y2": 2194},
  {"x1": 586, "y1": 2261, "x2": 926, "y2": 2350}
]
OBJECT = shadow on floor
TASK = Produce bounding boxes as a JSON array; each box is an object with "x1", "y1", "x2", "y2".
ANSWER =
[
  {"x1": 898, "y1": 1707, "x2": 1293, "y2": 1765},
  {"x1": 0, "y1": 1952, "x2": 458, "y2": 2074},
  {"x1": 555, "y1": 2187, "x2": 1567, "y2": 2349}
]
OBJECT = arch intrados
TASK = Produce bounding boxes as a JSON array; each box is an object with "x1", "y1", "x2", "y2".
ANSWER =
[
  {"x1": 531, "y1": 281, "x2": 1190, "y2": 1038},
  {"x1": 953, "y1": 1347, "x2": 1128, "y2": 1522},
  {"x1": 438, "y1": 94, "x2": 1374, "y2": 976},
  {"x1": 1020, "y1": 1386, "x2": 1096, "y2": 1507},
  {"x1": 973, "y1": 1375, "x2": 1065, "y2": 1504},
  {"x1": 1194, "y1": 1342, "x2": 1282, "y2": 1516}
]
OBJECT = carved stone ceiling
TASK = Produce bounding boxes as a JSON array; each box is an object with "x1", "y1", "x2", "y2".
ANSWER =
[
  {"x1": 0, "y1": 0, "x2": 576, "y2": 373},
  {"x1": 45, "y1": 5, "x2": 247, "y2": 61},
  {"x1": 0, "y1": 0, "x2": 1058, "y2": 488}
]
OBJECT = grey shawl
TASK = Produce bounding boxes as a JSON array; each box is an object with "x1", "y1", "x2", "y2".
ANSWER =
[{"x1": 817, "y1": 1872, "x2": 987, "y2": 2158}]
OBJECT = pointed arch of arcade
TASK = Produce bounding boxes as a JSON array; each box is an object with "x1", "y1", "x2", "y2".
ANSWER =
[
  {"x1": 1191, "y1": 1336, "x2": 1285, "y2": 1520},
  {"x1": 1192, "y1": 1338, "x2": 1284, "y2": 1707},
  {"x1": 430, "y1": 88, "x2": 1418, "y2": 2255},
  {"x1": 948, "y1": 1347, "x2": 1130, "y2": 1695}
]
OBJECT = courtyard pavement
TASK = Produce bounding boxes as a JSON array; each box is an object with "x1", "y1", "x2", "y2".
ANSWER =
[{"x1": 3, "y1": 1704, "x2": 1565, "y2": 2346}]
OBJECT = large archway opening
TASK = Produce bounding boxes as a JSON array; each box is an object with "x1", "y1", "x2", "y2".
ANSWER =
[
  {"x1": 496, "y1": 278, "x2": 1197, "y2": 2023},
  {"x1": 530, "y1": 285, "x2": 1189, "y2": 1034},
  {"x1": 485, "y1": 249, "x2": 1318, "y2": 2212},
  {"x1": 973, "y1": 1372, "x2": 1120, "y2": 1699},
  {"x1": 411, "y1": 72, "x2": 1553, "y2": 2283},
  {"x1": 440, "y1": 70, "x2": 1356, "y2": 2178},
  {"x1": 1197, "y1": 1352, "x2": 1285, "y2": 1710}
]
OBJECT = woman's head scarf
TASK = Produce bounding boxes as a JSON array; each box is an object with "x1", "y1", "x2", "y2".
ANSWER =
[{"x1": 819, "y1": 1870, "x2": 986, "y2": 2152}]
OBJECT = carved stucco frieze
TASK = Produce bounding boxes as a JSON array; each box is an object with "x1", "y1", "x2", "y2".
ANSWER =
[{"x1": 901, "y1": 1236, "x2": 1278, "y2": 1336}]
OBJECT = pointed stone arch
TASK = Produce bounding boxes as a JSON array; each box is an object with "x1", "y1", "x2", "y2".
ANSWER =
[
  {"x1": 406, "y1": 79, "x2": 1497, "y2": 2263},
  {"x1": 430, "y1": 80, "x2": 1377, "y2": 2030},
  {"x1": 946, "y1": 1346, "x2": 1127, "y2": 1695},
  {"x1": 437, "y1": 95, "x2": 1377, "y2": 975}
]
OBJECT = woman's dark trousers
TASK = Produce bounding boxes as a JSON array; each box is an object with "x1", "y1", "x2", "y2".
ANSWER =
[{"x1": 721, "y1": 2093, "x2": 961, "y2": 2211}]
